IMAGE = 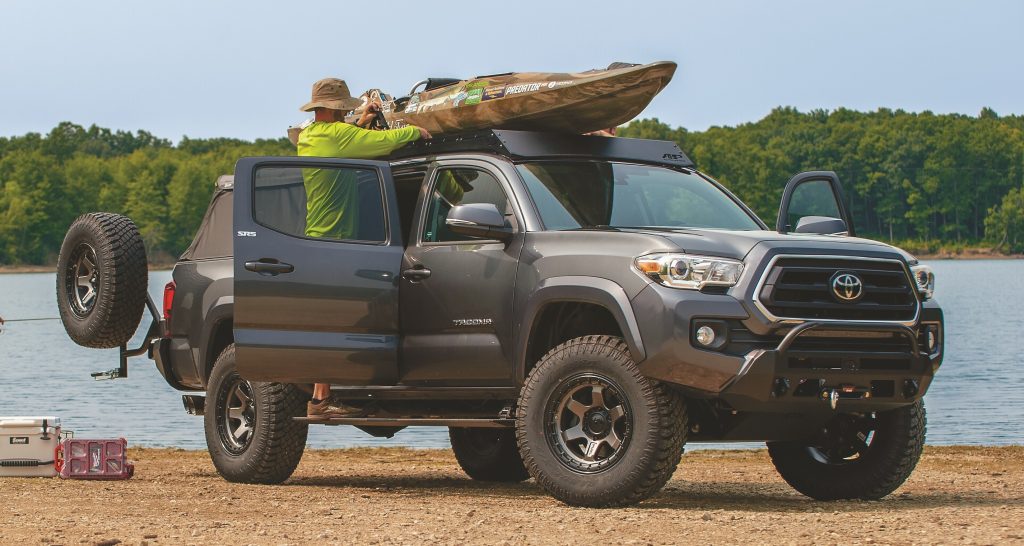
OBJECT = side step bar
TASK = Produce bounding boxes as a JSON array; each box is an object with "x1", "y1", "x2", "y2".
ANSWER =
[{"x1": 294, "y1": 417, "x2": 514, "y2": 428}]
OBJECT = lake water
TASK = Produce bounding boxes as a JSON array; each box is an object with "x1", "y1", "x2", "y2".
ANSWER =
[{"x1": 1, "y1": 261, "x2": 1021, "y2": 451}]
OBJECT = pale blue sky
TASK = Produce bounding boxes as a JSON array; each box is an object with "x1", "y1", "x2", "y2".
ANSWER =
[{"x1": 2, "y1": 0, "x2": 1021, "y2": 142}]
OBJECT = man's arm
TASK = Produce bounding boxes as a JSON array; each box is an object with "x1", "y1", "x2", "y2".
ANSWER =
[
  {"x1": 437, "y1": 171, "x2": 465, "y2": 205},
  {"x1": 333, "y1": 123, "x2": 431, "y2": 158}
]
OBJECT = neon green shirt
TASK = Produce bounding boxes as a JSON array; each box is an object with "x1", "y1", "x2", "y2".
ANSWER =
[
  {"x1": 436, "y1": 171, "x2": 465, "y2": 205},
  {"x1": 297, "y1": 121, "x2": 420, "y2": 239}
]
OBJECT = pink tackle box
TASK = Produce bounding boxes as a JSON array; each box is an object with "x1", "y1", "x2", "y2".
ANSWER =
[{"x1": 55, "y1": 438, "x2": 134, "y2": 480}]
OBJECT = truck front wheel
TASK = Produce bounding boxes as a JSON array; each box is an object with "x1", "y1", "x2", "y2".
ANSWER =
[
  {"x1": 204, "y1": 344, "x2": 309, "y2": 484},
  {"x1": 516, "y1": 335, "x2": 688, "y2": 507},
  {"x1": 767, "y1": 400, "x2": 926, "y2": 500}
]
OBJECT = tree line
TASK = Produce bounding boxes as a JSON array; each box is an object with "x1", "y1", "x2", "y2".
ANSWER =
[
  {"x1": 0, "y1": 123, "x2": 292, "y2": 264},
  {"x1": 619, "y1": 107, "x2": 1024, "y2": 253},
  {"x1": 1, "y1": 110, "x2": 1023, "y2": 265}
]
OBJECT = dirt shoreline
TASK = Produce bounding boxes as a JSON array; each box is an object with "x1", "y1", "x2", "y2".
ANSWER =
[{"x1": 1, "y1": 445, "x2": 1020, "y2": 545}]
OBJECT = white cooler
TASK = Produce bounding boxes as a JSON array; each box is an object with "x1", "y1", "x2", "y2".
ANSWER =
[{"x1": 0, "y1": 416, "x2": 61, "y2": 477}]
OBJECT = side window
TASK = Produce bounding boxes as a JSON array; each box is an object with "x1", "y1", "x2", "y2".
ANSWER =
[
  {"x1": 786, "y1": 179, "x2": 842, "y2": 229},
  {"x1": 254, "y1": 166, "x2": 386, "y2": 243},
  {"x1": 422, "y1": 168, "x2": 509, "y2": 243}
]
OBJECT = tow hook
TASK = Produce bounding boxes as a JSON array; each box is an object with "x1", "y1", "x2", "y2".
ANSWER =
[{"x1": 820, "y1": 385, "x2": 871, "y2": 410}]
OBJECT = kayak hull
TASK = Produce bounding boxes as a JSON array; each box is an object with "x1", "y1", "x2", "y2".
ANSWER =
[{"x1": 360, "y1": 61, "x2": 675, "y2": 135}]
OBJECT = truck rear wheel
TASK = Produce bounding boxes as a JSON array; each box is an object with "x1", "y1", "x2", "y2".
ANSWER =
[
  {"x1": 56, "y1": 212, "x2": 148, "y2": 348},
  {"x1": 205, "y1": 344, "x2": 309, "y2": 484},
  {"x1": 449, "y1": 427, "x2": 529, "y2": 482},
  {"x1": 767, "y1": 400, "x2": 926, "y2": 500},
  {"x1": 516, "y1": 335, "x2": 687, "y2": 507}
]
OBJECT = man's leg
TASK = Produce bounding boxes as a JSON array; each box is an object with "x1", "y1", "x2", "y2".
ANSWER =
[
  {"x1": 307, "y1": 383, "x2": 365, "y2": 418},
  {"x1": 312, "y1": 383, "x2": 331, "y2": 403}
]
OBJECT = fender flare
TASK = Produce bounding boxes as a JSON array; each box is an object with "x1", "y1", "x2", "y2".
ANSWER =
[
  {"x1": 199, "y1": 296, "x2": 233, "y2": 384},
  {"x1": 515, "y1": 276, "x2": 646, "y2": 382}
]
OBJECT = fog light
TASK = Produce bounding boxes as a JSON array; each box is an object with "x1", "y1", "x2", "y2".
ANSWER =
[
  {"x1": 696, "y1": 326, "x2": 716, "y2": 346},
  {"x1": 925, "y1": 325, "x2": 940, "y2": 353}
]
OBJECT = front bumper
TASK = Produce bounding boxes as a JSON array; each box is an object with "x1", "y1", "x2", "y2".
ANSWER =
[
  {"x1": 632, "y1": 283, "x2": 943, "y2": 412},
  {"x1": 718, "y1": 321, "x2": 939, "y2": 412}
]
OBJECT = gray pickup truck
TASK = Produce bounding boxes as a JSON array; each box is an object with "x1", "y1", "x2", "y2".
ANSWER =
[{"x1": 57, "y1": 130, "x2": 943, "y2": 507}]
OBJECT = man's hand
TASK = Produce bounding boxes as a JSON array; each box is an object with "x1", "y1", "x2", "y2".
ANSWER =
[
  {"x1": 355, "y1": 101, "x2": 383, "y2": 128},
  {"x1": 417, "y1": 126, "x2": 433, "y2": 140}
]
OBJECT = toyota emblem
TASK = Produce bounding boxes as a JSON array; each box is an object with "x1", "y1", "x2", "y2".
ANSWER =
[{"x1": 831, "y1": 272, "x2": 864, "y2": 302}]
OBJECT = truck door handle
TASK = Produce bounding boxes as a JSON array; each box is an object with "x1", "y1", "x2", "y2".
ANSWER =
[
  {"x1": 245, "y1": 259, "x2": 294, "y2": 275},
  {"x1": 401, "y1": 267, "x2": 431, "y2": 281}
]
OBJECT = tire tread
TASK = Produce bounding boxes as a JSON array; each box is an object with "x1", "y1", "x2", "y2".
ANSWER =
[
  {"x1": 206, "y1": 344, "x2": 308, "y2": 485},
  {"x1": 516, "y1": 335, "x2": 687, "y2": 507},
  {"x1": 57, "y1": 212, "x2": 148, "y2": 348},
  {"x1": 767, "y1": 400, "x2": 926, "y2": 500}
]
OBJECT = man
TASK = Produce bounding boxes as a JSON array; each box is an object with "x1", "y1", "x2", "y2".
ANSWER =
[
  {"x1": 298, "y1": 78, "x2": 432, "y2": 240},
  {"x1": 297, "y1": 77, "x2": 432, "y2": 418}
]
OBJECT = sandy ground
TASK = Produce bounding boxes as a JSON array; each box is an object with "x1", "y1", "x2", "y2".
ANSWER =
[{"x1": 1, "y1": 446, "x2": 1021, "y2": 545}]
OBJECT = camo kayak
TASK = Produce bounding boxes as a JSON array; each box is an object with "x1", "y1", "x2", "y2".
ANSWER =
[{"x1": 288, "y1": 61, "x2": 676, "y2": 143}]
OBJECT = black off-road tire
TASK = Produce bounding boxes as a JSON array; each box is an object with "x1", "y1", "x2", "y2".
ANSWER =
[
  {"x1": 56, "y1": 212, "x2": 148, "y2": 348},
  {"x1": 449, "y1": 427, "x2": 529, "y2": 482},
  {"x1": 767, "y1": 400, "x2": 926, "y2": 500},
  {"x1": 516, "y1": 335, "x2": 687, "y2": 507},
  {"x1": 205, "y1": 344, "x2": 309, "y2": 484}
]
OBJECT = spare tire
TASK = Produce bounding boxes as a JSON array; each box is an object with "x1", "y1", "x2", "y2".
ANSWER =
[{"x1": 57, "y1": 212, "x2": 148, "y2": 348}]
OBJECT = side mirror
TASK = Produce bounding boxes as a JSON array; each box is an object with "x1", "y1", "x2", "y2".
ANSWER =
[
  {"x1": 776, "y1": 171, "x2": 856, "y2": 237},
  {"x1": 445, "y1": 203, "x2": 512, "y2": 242},
  {"x1": 794, "y1": 215, "x2": 848, "y2": 235}
]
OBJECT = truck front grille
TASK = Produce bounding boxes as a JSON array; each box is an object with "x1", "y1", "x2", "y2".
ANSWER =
[{"x1": 758, "y1": 257, "x2": 918, "y2": 322}]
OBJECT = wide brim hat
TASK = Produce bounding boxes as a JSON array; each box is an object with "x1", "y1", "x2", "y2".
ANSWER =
[{"x1": 300, "y1": 78, "x2": 363, "y2": 112}]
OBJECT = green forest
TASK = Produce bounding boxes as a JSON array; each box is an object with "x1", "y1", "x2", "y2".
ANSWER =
[{"x1": 1, "y1": 108, "x2": 1023, "y2": 265}]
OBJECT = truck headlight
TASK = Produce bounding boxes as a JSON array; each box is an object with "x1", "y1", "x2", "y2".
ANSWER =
[
  {"x1": 635, "y1": 253, "x2": 744, "y2": 290},
  {"x1": 910, "y1": 264, "x2": 935, "y2": 300}
]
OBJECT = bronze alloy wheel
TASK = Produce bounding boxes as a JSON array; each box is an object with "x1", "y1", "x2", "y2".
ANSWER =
[
  {"x1": 66, "y1": 242, "x2": 100, "y2": 317},
  {"x1": 806, "y1": 412, "x2": 878, "y2": 465},
  {"x1": 217, "y1": 374, "x2": 257, "y2": 455},
  {"x1": 545, "y1": 373, "x2": 633, "y2": 473}
]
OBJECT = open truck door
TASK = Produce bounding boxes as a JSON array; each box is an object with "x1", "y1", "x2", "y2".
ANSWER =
[
  {"x1": 776, "y1": 171, "x2": 856, "y2": 236},
  {"x1": 232, "y1": 157, "x2": 404, "y2": 384}
]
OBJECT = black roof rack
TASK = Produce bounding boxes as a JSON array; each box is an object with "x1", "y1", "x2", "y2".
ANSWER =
[{"x1": 387, "y1": 129, "x2": 694, "y2": 168}]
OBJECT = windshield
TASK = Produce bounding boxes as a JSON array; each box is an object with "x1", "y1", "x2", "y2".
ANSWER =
[{"x1": 517, "y1": 162, "x2": 762, "y2": 231}]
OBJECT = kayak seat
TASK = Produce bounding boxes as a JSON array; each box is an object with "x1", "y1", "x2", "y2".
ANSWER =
[
  {"x1": 423, "y1": 78, "x2": 462, "y2": 91},
  {"x1": 394, "y1": 77, "x2": 462, "y2": 108}
]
